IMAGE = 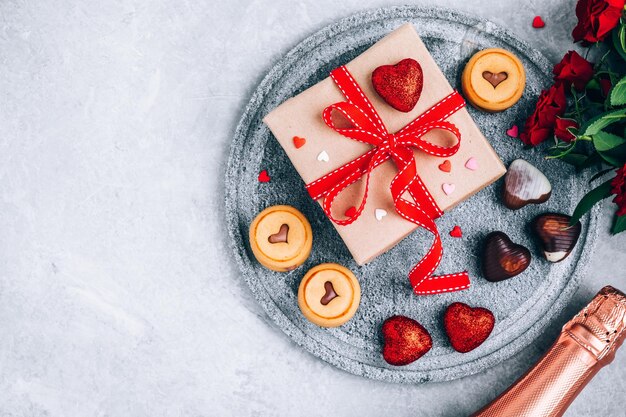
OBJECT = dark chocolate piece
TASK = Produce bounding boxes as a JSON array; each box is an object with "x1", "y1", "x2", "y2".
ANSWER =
[
  {"x1": 482, "y1": 71, "x2": 508, "y2": 88},
  {"x1": 268, "y1": 224, "x2": 289, "y2": 244},
  {"x1": 532, "y1": 213, "x2": 581, "y2": 262},
  {"x1": 320, "y1": 281, "x2": 338, "y2": 305},
  {"x1": 482, "y1": 231, "x2": 531, "y2": 282}
]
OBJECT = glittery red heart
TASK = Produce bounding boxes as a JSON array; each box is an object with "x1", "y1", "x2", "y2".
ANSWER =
[
  {"x1": 449, "y1": 225, "x2": 462, "y2": 238},
  {"x1": 381, "y1": 315, "x2": 432, "y2": 366},
  {"x1": 258, "y1": 170, "x2": 270, "y2": 183},
  {"x1": 443, "y1": 302, "x2": 495, "y2": 353},
  {"x1": 371, "y1": 58, "x2": 423, "y2": 113},
  {"x1": 345, "y1": 206, "x2": 357, "y2": 218}
]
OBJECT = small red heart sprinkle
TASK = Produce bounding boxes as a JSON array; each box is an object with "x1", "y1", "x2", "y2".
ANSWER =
[
  {"x1": 450, "y1": 225, "x2": 462, "y2": 238},
  {"x1": 438, "y1": 160, "x2": 452, "y2": 173},
  {"x1": 345, "y1": 206, "x2": 357, "y2": 218},
  {"x1": 258, "y1": 170, "x2": 270, "y2": 183},
  {"x1": 532, "y1": 16, "x2": 545, "y2": 28},
  {"x1": 293, "y1": 136, "x2": 306, "y2": 149},
  {"x1": 506, "y1": 125, "x2": 519, "y2": 138}
]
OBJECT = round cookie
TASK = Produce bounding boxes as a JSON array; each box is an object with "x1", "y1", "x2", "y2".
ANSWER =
[
  {"x1": 249, "y1": 205, "x2": 312, "y2": 272},
  {"x1": 461, "y1": 48, "x2": 526, "y2": 112},
  {"x1": 298, "y1": 263, "x2": 361, "y2": 328}
]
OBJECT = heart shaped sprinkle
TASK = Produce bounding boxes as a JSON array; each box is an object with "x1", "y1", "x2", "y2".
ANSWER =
[
  {"x1": 464, "y1": 157, "x2": 478, "y2": 171},
  {"x1": 375, "y1": 208, "x2": 387, "y2": 221},
  {"x1": 268, "y1": 224, "x2": 289, "y2": 244},
  {"x1": 482, "y1": 71, "x2": 508, "y2": 88},
  {"x1": 317, "y1": 150, "x2": 329, "y2": 162},
  {"x1": 506, "y1": 125, "x2": 519, "y2": 138},
  {"x1": 293, "y1": 136, "x2": 306, "y2": 149},
  {"x1": 450, "y1": 225, "x2": 463, "y2": 238},
  {"x1": 482, "y1": 231, "x2": 531, "y2": 282},
  {"x1": 320, "y1": 281, "x2": 338, "y2": 305},
  {"x1": 258, "y1": 170, "x2": 270, "y2": 183},
  {"x1": 532, "y1": 16, "x2": 545, "y2": 28},
  {"x1": 442, "y1": 183, "x2": 455, "y2": 195},
  {"x1": 382, "y1": 315, "x2": 432, "y2": 366},
  {"x1": 444, "y1": 302, "x2": 495, "y2": 353},
  {"x1": 438, "y1": 160, "x2": 452, "y2": 173},
  {"x1": 371, "y1": 58, "x2": 424, "y2": 112},
  {"x1": 345, "y1": 206, "x2": 357, "y2": 218}
]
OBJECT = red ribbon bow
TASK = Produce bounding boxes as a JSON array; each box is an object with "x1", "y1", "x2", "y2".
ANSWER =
[{"x1": 306, "y1": 66, "x2": 470, "y2": 295}]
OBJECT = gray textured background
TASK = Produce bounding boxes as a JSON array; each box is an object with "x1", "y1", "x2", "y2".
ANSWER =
[{"x1": 0, "y1": 0, "x2": 624, "y2": 416}]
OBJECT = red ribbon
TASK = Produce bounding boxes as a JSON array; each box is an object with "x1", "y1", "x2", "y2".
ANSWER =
[{"x1": 306, "y1": 66, "x2": 470, "y2": 295}]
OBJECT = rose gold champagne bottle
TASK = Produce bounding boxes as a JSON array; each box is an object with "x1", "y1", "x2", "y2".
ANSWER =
[{"x1": 472, "y1": 286, "x2": 626, "y2": 417}]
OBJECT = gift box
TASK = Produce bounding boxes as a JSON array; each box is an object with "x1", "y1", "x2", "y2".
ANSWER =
[{"x1": 263, "y1": 23, "x2": 506, "y2": 293}]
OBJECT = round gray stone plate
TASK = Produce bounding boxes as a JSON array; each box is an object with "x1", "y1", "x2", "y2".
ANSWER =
[{"x1": 225, "y1": 6, "x2": 599, "y2": 383}]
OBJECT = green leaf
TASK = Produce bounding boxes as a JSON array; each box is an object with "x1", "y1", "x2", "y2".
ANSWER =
[
  {"x1": 589, "y1": 168, "x2": 614, "y2": 183},
  {"x1": 613, "y1": 214, "x2": 626, "y2": 234},
  {"x1": 581, "y1": 108, "x2": 626, "y2": 136},
  {"x1": 610, "y1": 76, "x2": 626, "y2": 106},
  {"x1": 586, "y1": 79, "x2": 601, "y2": 91},
  {"x1": 613, "y1": 24, "x2": 626, "y2": 62},
  {"x1": 570, "y1": 179, "x2": 613, "y2": 225},
  {"x1": 592, "y1": 130, "x2": 626, "y2": 151},
  {"x1": 598, "y1": 143, "x2": 626, "y2": 167},
  {"x1": 559, "y1": 152, "x2": 588, "y2": 167}
]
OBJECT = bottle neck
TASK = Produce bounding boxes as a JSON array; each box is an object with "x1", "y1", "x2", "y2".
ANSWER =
[{"x1": 473, "y1": 286, "x2": 626, "y2": 417}]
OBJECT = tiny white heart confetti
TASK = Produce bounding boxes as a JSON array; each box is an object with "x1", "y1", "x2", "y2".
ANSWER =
[
  {"x1": 375, "y1": 208, "x2": 387, "y2": 221},
  {"x1": 465, "y1": 157, "x2": 478, "y2": 171},
  {"x1": 442, "y1": 183, "x2": 455, "y2": 195},
  {"x1": 317, "y1": 150, "x2": 329, "y2": 162}
]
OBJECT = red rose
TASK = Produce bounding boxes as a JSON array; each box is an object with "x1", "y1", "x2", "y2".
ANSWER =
[
  {"x1": 572, "y1": 0, "x2": 625, "y2": 43},
  {"x1": 553, "y1": 51, "x2": 594, "y2": 91},
  {"x1": 611, "y1": 164, "x2": 626, "y2": 216},
  {"x1": 554, "y1": 118, "x2": 579, "y2": 142},
  {"x1": 520, "y1": 84, "x2": 567, "y2": 146},
  {"x1": 600, "y1": 78, "x2": 612, "y2": 96}
]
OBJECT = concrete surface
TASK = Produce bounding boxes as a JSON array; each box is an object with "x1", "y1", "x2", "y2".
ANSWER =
[{"x1": 0, "y1": 0, "x2": 624, "y2": 416}]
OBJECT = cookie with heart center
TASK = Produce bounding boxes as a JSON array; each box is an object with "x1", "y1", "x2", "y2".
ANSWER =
[
  {"x1": 462, "y1": 48, "x2": 526, "y2": 112},
  {"x1": 298, "y1": 263, "x2": 361, "y2": 327},
  {"x1": 249, "y1": 205, "x2": 312, "y2": 272}
]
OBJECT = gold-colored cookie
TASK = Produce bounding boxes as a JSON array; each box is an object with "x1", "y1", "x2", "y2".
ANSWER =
[
  {"x1": 462, "y1": 48, "x2": 526, "y2": 112},
  {"x1": 298, "y1": 263, "x2": 361, "y2": 328},
  {"x1": 249, "y1": 205, "x2": 312, "y2": 272}
]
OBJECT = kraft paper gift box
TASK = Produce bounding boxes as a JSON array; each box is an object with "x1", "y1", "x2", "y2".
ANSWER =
[{"x1": 263, "y1": 23, "x2": 506, "y2": 265}]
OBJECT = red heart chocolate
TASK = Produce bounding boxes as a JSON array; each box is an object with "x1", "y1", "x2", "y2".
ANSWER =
[
  {"x1": 381, "y1": 315, "x2": 432, "y2": 366},
  {"x1": 371, "y1": 58, "x2": 423, "y2": 113},
  {"x1": 482, "y1": 231, "x2": 531, "y2": 282},
  {"x1": 444, "y1": 302, "x2": 495, "y2": 353}
]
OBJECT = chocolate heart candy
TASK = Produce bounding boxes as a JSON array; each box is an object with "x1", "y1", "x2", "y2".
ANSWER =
[
  {"x1": 482, "y1": 231, "x2": 531, "y2": 282},
  {"x1": 503, "y1": 159, "x2": 552, "y2": 210},
  {"x1": 532, "y1": 213, "x2": 581, "y2": 262},
  {"x1": 268, "y1": 223, "x2": 289, "y2": 244},
  {"x1": 482, "y1": 71, "x2": 508, "y2": 88}
]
